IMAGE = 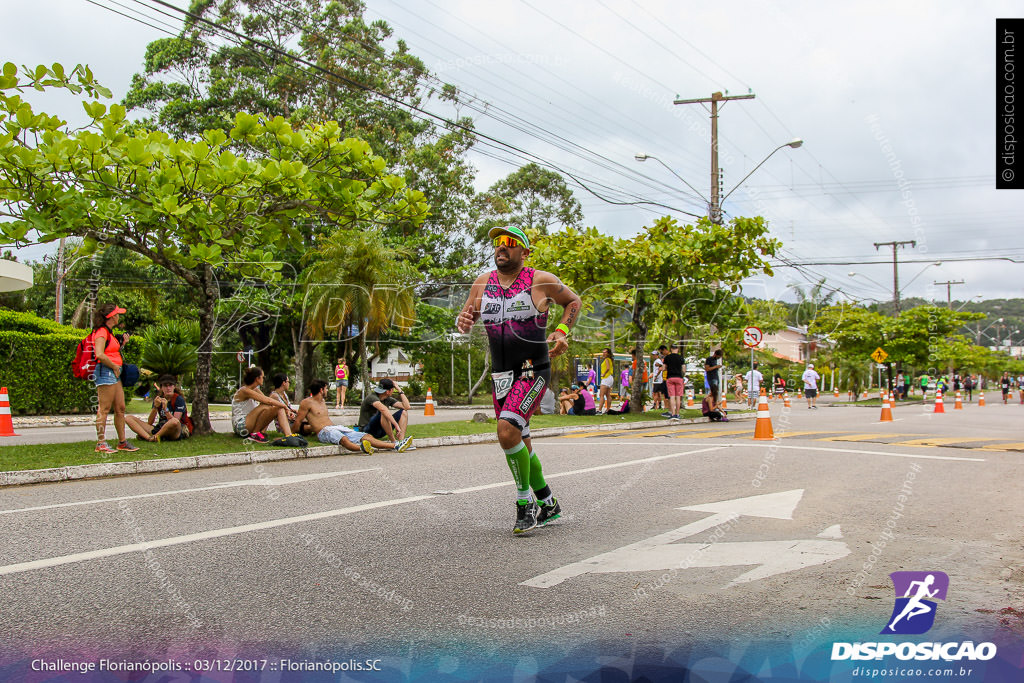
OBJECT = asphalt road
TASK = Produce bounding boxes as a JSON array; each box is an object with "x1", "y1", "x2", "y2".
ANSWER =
[{"x1": 1, "y1": 402, "x2": 1022, "y2": 681}]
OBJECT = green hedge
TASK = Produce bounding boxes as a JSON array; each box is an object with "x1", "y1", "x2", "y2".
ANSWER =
[{"x1": 0, "y1": 311, "x2": 141, "y2": 415}]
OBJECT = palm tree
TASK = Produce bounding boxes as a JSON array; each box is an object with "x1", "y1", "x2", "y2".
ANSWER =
[
  {"x1": 790, "y1": 278, "x2": 839, "y2": 329},
  {"x1": 303, "y1": 228, "x2": 419, "y2": 397}
]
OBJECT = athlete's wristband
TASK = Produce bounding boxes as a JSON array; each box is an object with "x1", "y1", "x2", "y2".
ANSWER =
[{"x1": 555, "y1": 323, "x2": 570, "y2": 338}]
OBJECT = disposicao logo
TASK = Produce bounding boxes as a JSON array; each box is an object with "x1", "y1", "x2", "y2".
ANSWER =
[
  {"x1": 831, "y1": 571, "x2": 997, "y2": 662},
  {"x1": 881, "y1": 570, "x2": 948, "y2": 635}
]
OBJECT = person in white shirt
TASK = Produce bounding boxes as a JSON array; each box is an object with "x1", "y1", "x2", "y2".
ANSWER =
[
  {"x1": 802, "y1": 363, "x2": 821, "y2": 409},
  {"x1": 744, "y1": 362, "x2": 764, "y2": 409}
]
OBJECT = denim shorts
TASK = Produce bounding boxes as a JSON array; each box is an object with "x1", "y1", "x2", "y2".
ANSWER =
[{"x1": 94, "y1": 364, "x2": 120, "y2": 387}]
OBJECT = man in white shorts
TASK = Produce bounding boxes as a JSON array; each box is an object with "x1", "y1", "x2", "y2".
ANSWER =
[{"x1": 292, "y1": 380, "x2": 412, "y2": 453}]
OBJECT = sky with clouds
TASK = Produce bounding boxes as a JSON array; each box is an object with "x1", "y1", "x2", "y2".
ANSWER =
[{"x1": 5, "y1": 0, "x2": 1023, "y2": 304}]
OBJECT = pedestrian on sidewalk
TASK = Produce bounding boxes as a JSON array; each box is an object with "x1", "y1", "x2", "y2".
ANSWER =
[
  {"x1": 744, "y1": 362, "x2": 764, "y2": 410},
  {"x1": 802, "y1": 363, "x2": 821, "y2": 409},
  {"x1": 91, "y1": 303, "x2": 139, "y2": 454},
  {"x1": 662, "y1": 344, "x2": 686, "y2": 420}
]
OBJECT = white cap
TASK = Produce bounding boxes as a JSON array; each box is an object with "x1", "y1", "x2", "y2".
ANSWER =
[{"x1": 807, "y1": 363, "x2": 814, "y2": 369}]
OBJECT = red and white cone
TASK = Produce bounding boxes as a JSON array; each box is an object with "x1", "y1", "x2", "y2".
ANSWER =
[
  {"x1": 934, "y1": 389, "x2": 945, "y2": 414},
  {"x1": 954, "y1": 391, "x2": 963, "y2": 410},
  {"x1": 0, "y1": 387, "x2": 19, "y2": 437},
  {"x1": 879, "y1": 391, "x2": 893, "y2": 422},
  {"x1": 753, "y1": 389, "x2": 774, "y2": 441}
]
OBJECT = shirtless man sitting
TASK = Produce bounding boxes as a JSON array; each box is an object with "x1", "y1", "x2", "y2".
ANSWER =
[{"x1": 292, "y1": 380, "x2": 412, "y2": 454}]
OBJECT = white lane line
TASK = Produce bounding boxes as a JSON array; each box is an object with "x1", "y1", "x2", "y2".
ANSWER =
[
  {"x1": 714, "y1": 443, "x2": 984, "y2": 462},
  {"x1": 550, "y1": 440, "x2": 986, "y2": 461},
  {"x1": 0, "y1": 468, "x2": 382, "y2": 516},
  {"x1": 0, "y1": 447, "x2": 723, "y2": 577}
]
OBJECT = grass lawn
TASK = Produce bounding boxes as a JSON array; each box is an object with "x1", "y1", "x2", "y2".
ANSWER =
[{"x1": 0, "y1": 409, "x2": 727, "y2": 472}]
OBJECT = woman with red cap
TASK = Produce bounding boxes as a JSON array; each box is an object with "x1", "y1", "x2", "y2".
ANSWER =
[{"x1": 92, "y1": 303, "x2": 138, "y2": 453}]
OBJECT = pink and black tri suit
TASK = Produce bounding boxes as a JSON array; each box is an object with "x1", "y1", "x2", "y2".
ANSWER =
[{"x1": 480, "y1": 267, "x2": 550, "y2": 436}]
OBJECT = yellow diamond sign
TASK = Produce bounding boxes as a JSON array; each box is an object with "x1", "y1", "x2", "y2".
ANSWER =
[{"x1": 871, "y1": 347, "x2": 889, "y2": 363}]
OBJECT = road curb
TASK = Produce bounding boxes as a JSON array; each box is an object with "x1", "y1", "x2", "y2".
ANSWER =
[{"x1": 0, "y1": 413, "x2": 755, "y2": 488}]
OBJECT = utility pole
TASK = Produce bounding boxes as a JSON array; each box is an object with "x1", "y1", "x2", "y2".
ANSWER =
[
  {"x1": 673, "y1": 91, "x2": 756, "y2": 224},
  {"x1": 873, "y1": 240, "x2": 916, "y2": 316},
  {"x1": 933, "y1": 279, "x2": 965, "y2": 308}
]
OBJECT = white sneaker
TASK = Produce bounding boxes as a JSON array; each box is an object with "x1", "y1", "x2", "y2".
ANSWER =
[{"x1": 395, "y1": 436, "x2": 413, "y2": 453}]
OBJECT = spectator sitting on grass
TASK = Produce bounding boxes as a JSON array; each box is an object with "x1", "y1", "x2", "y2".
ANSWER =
[
  {"x1": 125, "y1": 374, "x2": 191, "y2": 442},
  {"x1": 701, "y1": 394, "x2": 728, "y2": 422},
  {"x1": 557, "y1": 387, "x2": 574, "y2": 415},
  {"x1": 231, "y1": 366, "x2": 294, "y2": 443},
  {"x1": 565, "y1": 385, "x2": 596, "y2": 416},
  {"x1": 358, "y1": 378, "x2": 410, "y2": 441},
  {"x1": 269, "y1": 372, "x2": 312, "y2": 436},
  {"x1": 293, "y1": 380, "x2": 412, "y2": 454},
  {"x1": 607, "y1": 396, "x2": 631, "y2": 415}
]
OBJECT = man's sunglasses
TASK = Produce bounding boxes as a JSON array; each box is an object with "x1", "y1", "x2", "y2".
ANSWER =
[{"x1": 492, "y1": 235, "x2": 524, "y2": 248}]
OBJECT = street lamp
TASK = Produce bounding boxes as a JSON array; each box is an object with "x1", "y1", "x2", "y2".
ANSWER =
[
  {"x1": 719, "y1": 139, "x2": 804, "y2": 210},
  {"x1": 635, "y1": 138, "x2": 802, "y2": 223},
  {"x1": 633, "y1": 153, "x2": 710, "y2": 209}
]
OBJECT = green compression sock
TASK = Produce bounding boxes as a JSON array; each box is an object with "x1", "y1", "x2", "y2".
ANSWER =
[
  {"x1": 503, "y1": 441, "x2": 532, "y2": 501},
  {"x1": 529, "y1": 451, "x2": 548, "y2": 491}
]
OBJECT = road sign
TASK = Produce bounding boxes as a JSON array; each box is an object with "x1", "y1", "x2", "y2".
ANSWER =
[
  {"x1": 871, "y1": 347, "x2": 889, "y2": 363},
  {"x1": 522, "y1": 489, "x2": 849, "y2": 589},
  {"x1": 236, "y1": 351, "x2": 245, "y2": 363},
  {"x1": 742, "y1": 326, "x2": 763, "y2": 348}
]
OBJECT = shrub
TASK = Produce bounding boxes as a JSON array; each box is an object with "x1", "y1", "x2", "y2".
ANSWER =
[{"x1": 0, "y1": 310, "x2": 142, "y2": 414}]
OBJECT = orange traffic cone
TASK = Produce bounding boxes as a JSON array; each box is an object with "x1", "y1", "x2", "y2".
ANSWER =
[
  {"x1": 424, "y1": 387, "x2": 436, "y2": 416},
  {"x1": 934, "y1": 389, "x2": 945, "y2": 414},
  {"x1": 783, "y1": 391, "x2": 791, "y2": 408},
  {"x1": 686, "y1": 390, "x2": 694, "y2": 408},
  {"x1": 753, "y1": 389, "x2": 774, "y2": 440},
  {"x1": 0, "y1": 387, "x2": 19, "y2": 437},
  {"x1": 954, "y1": 391, "x2": 963, "y2": 410},
  {"x1": 979, "y1": 391, "x2": 986, "y2": 407},
  {"x1": 834, "y1": 387, "x2": 839, "y2": 398},
  {"x1": 862, "y1": 390, "x2": 869, "y2": 400},
  {"x1": 879, "y1": 391, "x2": 893, "y2": 422},
  {"x1": 719, "y1": 393, "x2": 728, "y2": 411}
]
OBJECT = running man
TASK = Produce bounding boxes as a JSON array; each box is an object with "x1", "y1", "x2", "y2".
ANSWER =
[
  {"x1": 888, "y1": 574, "x2": 940, "y2": 632},
  {"x1": 457, "y1": 226, "x2": 582, "y2": 534}
]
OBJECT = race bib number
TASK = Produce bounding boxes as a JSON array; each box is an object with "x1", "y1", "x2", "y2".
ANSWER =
[{"x1": 491, "y1": 370, "x2": 515, "y2": 399}]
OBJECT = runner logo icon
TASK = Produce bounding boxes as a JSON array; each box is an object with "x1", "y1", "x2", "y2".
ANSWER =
[{"x1": 881, "y1": 571, "x2": 949, "y2": 635}]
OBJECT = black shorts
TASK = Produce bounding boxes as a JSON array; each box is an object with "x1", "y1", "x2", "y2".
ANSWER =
[
  {"x1": 804, "y1": 388, "x2": 818, "y2": 398},
  {"x1": 653, "y1": 382, "x2": 667, "y2": 395}
]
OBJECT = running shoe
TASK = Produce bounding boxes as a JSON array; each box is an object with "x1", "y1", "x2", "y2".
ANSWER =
[
  {"x1": 95, "y1": 441, "x2": 116, "y2": 454},
  {"x1": 395, "y1": 436, "x2": 413, "y2": 453},
  {"x1": 116, "y1": 440, "x2": 140, "y2": 452},
  {"x1": 246, "y1": 431, "x2": 269, "y2": 443},
  {"x1": 513, "y1": 501, "x2": 539, "y2": 534},
  {"x1": 537, "y1": 498, "x2": 562, "y2": 526},
  {"x1": 671, "y1": 414, "x2": 680, "y2": 419},
  {"x1": 360, "y1": 440, "x2": 375, "y2": 455},
  {"x1": 660, "y1": 412, "x2": 673, "y2": 418}
]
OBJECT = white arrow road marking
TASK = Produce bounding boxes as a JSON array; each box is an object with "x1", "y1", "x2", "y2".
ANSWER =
[
  {"x1": 0, "y1": 468, "x2": 382, "y2": 516},
  {"x1": 522, "y1": 489, "x2": 850, "y2": 589}
]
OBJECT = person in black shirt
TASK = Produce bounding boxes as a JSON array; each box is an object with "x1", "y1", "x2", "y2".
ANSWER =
[
  {"x1": 1001, "y1": 372, "x2": 1012, "y2": 404},
  {"x1": 704, "y1": 348, "x2": 723, "y2": 402},
  {"x1": 662, "y1": 344, "x2": 686, "y2": 419}
]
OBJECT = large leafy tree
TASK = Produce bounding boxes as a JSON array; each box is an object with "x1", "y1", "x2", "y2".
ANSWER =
[
  {"x1": 475, "y1": 163, "x2": 583, "y2": 240},
  {"x1": 124, "y1": 0, "x2": 479, "y2": 382},
  {"x1": 529, "y1": 216, "x2": 780, "y2": 411},
  {"x1": 810, "y1": 304, "x2": 984, "y2": 392},
  {"x1": 0, "y1": 63, "x2": 428, "y2": 432}
]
